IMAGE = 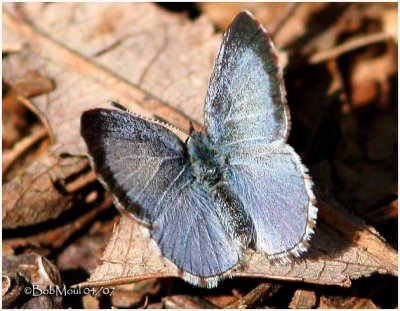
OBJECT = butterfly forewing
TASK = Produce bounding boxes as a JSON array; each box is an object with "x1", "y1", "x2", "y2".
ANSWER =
[
  {"x1": 204, "y1": 11, "x2": 290, "y2": 148},
  {"x1": 81, "y1": 109, "x2": 187, "y2": 223}
]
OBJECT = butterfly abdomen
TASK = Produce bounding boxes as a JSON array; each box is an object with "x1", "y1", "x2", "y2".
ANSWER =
[
  {"x1": 186, "y1": 131, "x2": 255, "y2": 247},
  {"x1": 211, "y1": 183, "x2": 255, "y2": 248}
]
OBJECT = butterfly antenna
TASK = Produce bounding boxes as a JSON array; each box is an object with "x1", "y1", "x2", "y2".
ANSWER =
[
  {"x1": 109, "y1": 100, "x2": 128, "y2": 112},
  {"x1": 108, "y1": 100, "x2": 187, "y2": 137}
]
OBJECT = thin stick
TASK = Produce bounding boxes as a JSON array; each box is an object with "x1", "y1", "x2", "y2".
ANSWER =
[
  {"x1": 3, "y1": 126, "x2": 48, "y2": 175},
  {"x1": 226, "y1": 282, "x2": 281, "y2": 309},
  {"x1": 309, "y1": 32, "x2": 391, "y2": 64},
  {"x1": 270, "y1": 3, "x2": 300, "y2": 38},
  {"x1": 2, "y1": 43, "x2": 23, "y2": 54},
  {"x1": 17, "y1": 95, "x2": 55, "y2": 142}
]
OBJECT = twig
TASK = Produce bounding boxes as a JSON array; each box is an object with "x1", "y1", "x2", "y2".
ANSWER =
[
  {"x1": 17, "y1": 95, "x2": 55, "y2": 142},
  {"x1": 2, "y1": 126, "x2": 48, "y2": 175},
  {"x1": 64, "y1": 170, "x2": 98, "y2": 194},
  {"x1": 226, "y1": 282, "x2": 281, "y2": 309},
  {"x1": 139, "y1": 296, "x2": 149, "y2": 309},
  {"x1": 2, "y1": 43, "x2": 23, "y2": 54},
  {"x1": 270, "y1": 3, "x2": 300, "y2": 38},
  {"x1": 366, "y1": 198, "x2": 398, "y2": 223},
  {"x1": 4, "y1": 196, "x2": 114, "y2": 252},
  {"x1": 309, "y1": 31, "x2": 392, "y2": 64}
]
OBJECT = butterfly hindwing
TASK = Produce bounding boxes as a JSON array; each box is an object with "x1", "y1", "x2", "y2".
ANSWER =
[
  {"x1": 223, "y1": 142, "x2": 316, "y2": 258},
  {"x1": 152, "y1": 175, "x2": 241, "y2": 282}
]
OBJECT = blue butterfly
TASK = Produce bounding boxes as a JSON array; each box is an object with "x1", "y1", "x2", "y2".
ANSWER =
[{"x1": 81, "y1": 11, "x2": 317, "y2": 288}]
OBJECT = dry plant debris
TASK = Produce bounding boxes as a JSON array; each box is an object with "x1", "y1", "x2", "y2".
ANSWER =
[{"x1": 2, "y1": 2, "x2": 397, "y2": 308}]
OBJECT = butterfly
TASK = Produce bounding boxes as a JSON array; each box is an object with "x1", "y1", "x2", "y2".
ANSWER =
[{"x1": 81, "y1": 11, "x2": 317, "y2": 288}]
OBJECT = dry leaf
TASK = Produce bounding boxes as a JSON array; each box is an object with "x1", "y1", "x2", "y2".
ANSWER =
[
  {"x1": 198, "y1": 3, "x2": 289, "y2": 31},
  {"x1": 162, "y1": 295, "x2": 217, "y2": 309},
  {"x1": 2, "y1": 2, "x2": 220, "y2": 228},
  {"x1": 319, "y1": 295, "x2": 378, "y2": 309},
  {"x1": 3, "y1": 194, "x2": 112, "y2": 256},
  {"x1": 56, "y1": 209, "x2": 115, "y2": 273},
  {"x1": 2, "y1": 150, "x2": 89, "y2": 229},
  {"x1": 2, "y1": 82, "x2": 33, "y2": 151},
  {"x1": 111, "y1": 281, "x2": 160, "y2": 308},
  {"x1": 289, "y1": 289, "x2": 316, "y2": 309},
  {"x1": 80, "y1": 195, "x2": 397, "y2": 288},
  {"x1": 2, "y1": 253, "x2": 64, "y2": 308}
]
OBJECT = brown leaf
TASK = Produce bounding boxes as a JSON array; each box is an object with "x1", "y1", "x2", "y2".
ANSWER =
[
  {"x1": 13, "y1": 70, "x2": 54, "y2": 98},
  {"x1": 4, "y1": 196, "x2": 112, "y2": 256},
  {"x1": 350, "y1": 47, "x2": 397, "y2": 108},
  {"x1": 82, "y1": 294, "x2": 100, "y2": 309},
  {"x1": 289, "y1": 289, "x2": 316, "y2": 309},
  {"x1": 2, "y1": 148, "x2": 89, "y2": 229},
  {"x1": 319, "y1": 295, "x2": 378, "y2": 309},
  {"x1": 80, "y1": 192, "x2": 397, "y2": 288},
  {"x1": 162, "y1": 295, "x2": 217, "y2": 309},
  {"x1": 2, "y1": 82, "x2": 32, "y2": 150},
  {"x1": 198, "y1": 3, "x2": 328, "y2": 48},
  {"x1": 111, "y1": 281, "x2": 160, "y2": 308},
  {"x1": 198, "y1": 3, "x2": 289, "y2": 31},
  {"x1": 2, "y1": 253, "x2": 64, "y2": 308},
  {"x1": 56, "y1": 204, "x2": 115, "y2": 273},
  {"x1": 2, "y1": 2, "x2": 219, "y2": 228}
]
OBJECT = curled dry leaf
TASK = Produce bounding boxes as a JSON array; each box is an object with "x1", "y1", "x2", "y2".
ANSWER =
[
  {"x1": 4, "y1": 195, "x2": 113, "y2": 257},
  {"x1": 111, "y1": 280, "x2": 160, "y2": 308},
  {"x1": 2, "y1": 149, "x2": 89, "y2": 229},
  {"x1": 2, "y1": 253, "x2": 64, "y2": 308},
  {"x1": 2, "y1": 149, "x2": 87, "y2": 229}
]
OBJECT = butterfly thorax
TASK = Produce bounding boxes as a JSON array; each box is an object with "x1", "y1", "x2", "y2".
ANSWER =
[{"x1": 186, "y1": 132, "x2": 223, "y2": 186}]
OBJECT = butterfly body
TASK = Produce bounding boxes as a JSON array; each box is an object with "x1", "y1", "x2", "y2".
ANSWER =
[
  {"x1": 186, "y1": 131, "x2": 222, "y2": 186},
  {"x1": 187, "y1": 131, "x2": 255, "y2": 246},
  {"x1": 81, "y1": 11, "x2": 317, "y2": 288}
]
